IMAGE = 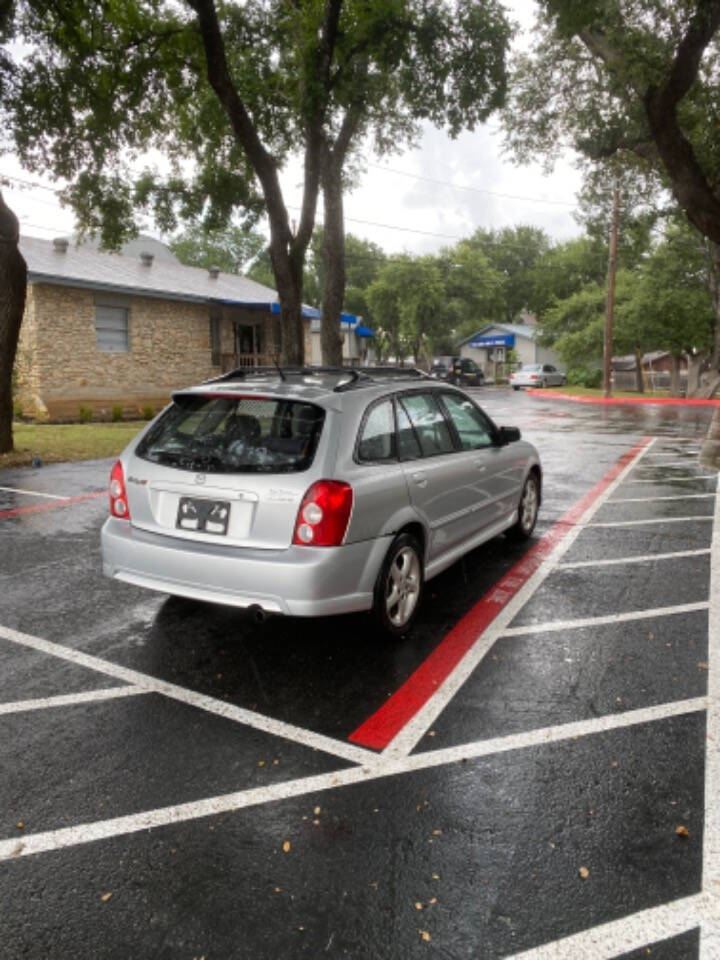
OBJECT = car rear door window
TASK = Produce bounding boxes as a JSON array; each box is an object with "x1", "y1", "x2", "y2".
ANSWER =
[
  {"x1": 440, "y1": 393, "x2": 495, "y2": 449},
  {"x1": 135, "y1": 394, "x2": 325, "y2": 473},
  {"x1": 357, "y1": 399, "x2": 396, "y2": 462},
  {"x1": 398, "y1": 392, "x2": 454, "y2": 457}
]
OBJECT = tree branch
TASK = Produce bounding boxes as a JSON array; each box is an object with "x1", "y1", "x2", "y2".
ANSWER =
[
  {"x1": 644, "y1": 0, "x2": 720, "y2": 244},
  {"x1": 186, "y1": 0, "x2": 290, "y2": 244},
  {"x1": 293, "y1": 0, "x2": 343, "y2": 257}
]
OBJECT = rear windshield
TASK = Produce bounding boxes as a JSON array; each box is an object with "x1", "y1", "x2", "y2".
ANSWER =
[{"x1": 135, "y1": 394, "x2": 325, "y2": 474}]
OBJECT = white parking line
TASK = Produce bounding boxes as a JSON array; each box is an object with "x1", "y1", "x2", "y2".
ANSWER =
[
  {"x1": 556, "y1": 549, "x2": 711, "y2": 570},
  {"x1": 0, "y1": 694, "x2": 705, "y2": 862},
  {"x1": 643, "y1": 452, "x2": 698, "y2": 459},
  {"x1": 0, "y1": 485, "x2": 66, "y2": 500},
  {"x1": 627, "y1": 475, "x2": 717, "y2": 484},
  {"x1": 501, "y1": 602, "x2": 709, "y2": 638},
  {"x1": 637, "y1": 461, "x2": 703, "y2": 468},
  {"x1": 0, "y1": 625, "x2": 374, "y2": 767},
  {"x1": 586, "y1": 516, "x2": 713, "y2": 527},
  {"x1": 380, "y1": 437, "x2": 656, "y2": 760},
  {"x1": 608, "y1": 493, "x2": 715, "y2": 503},
  {"x1": 700, "y1": 473, "x2": 720, "y2": 958},
  {"x1": 0, "y1": 686, "x2": 148, "y2": 715},
  {"x1": 506, "y1": 894, "x2": 703, "y2": 959}
]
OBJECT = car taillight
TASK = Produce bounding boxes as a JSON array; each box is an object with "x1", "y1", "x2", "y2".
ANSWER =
[
  {"x1": 293, "y1": 480, "x2": 353, "y2": 547},
  {"x1": 530, "y1": 374, "x2": 538, "y2": 380},
  {"x1": 109, "y1": 459, "x2": 131, "y2": 520}
]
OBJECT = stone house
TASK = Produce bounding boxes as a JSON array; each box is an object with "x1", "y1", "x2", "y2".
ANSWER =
[{"x1": 14, "y1": 235, "x2": 314, "y2": 420}]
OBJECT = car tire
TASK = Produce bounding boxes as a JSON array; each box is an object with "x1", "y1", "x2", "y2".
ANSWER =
[
  {"x1": 512, "y1": 385, "x2": 520, "y2": 391},
  {"x1": 540, "y1": 379, "x2": 547, "y2": 388},
  {"x1": 372, "y1": 533, "x2": 424, "y2": 636},
  {"x1": 507, "y1": 472, "x2": 539, "y2": 540}
]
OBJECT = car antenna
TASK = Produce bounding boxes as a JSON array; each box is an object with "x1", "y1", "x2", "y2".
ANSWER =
[{"x1": 272, "y1": 351, "x2": 286, "y2": 381}]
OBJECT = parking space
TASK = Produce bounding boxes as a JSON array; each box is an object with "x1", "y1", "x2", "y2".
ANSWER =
[{"x1": 1, "y1": 391, "x2": 719, "y2": 958}]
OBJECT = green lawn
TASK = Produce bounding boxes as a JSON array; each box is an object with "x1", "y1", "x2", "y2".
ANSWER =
[{"x1": 1, "y1": 422, "x2": 146, "y2": 469}]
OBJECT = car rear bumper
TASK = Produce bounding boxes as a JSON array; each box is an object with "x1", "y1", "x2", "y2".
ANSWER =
[{"x1": 101, "y1": 517, "x2": 390, "y2": 616}]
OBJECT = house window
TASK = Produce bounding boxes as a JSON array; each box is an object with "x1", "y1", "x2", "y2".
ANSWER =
[
  {"x1": 210, "y1": 315, "x2": 221, "y2": 366},
  {"x1": 95, "y1": 296, "x2": 130, "y2": 352}
]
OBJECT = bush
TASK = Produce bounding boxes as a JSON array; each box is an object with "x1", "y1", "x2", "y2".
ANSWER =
[
  {"x1": 567, "y1": 367, "x2": 602, "y2": 388},
  {"x1": 142, "y1": 405, "x2": 155, "y2": 420},
  {"x1": 13, "y1": 400, "x2": 23, "y2": 420},
  {"x1": 111, "y1": 404, "x2": 124, "y2": 422},
  {"x1": 78, "y1": 405, "x2": 93, "y2": 423}
]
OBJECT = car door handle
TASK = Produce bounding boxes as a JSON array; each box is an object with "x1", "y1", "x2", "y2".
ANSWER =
[{"x1": 411, "y1": 471, "x2": 428, "y2": 487}]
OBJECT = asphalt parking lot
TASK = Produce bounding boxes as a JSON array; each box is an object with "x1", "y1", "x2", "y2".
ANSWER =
[{"x1": 1, "y1": 388, "x2": 718, "y2": 959}]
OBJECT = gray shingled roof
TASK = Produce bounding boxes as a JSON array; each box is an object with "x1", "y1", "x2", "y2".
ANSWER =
[{"x1": 19, "y1": 235, "x2": 279, "y2": 307}]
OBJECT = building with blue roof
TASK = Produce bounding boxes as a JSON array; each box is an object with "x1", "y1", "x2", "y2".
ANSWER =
[{"x1": 457, "y1": 320, "x2": 563, "y2": 380}]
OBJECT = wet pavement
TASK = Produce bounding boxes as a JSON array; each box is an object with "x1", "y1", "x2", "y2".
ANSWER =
[{"x1": 0, "y1": 389, "x2": 718, "y2": 959}]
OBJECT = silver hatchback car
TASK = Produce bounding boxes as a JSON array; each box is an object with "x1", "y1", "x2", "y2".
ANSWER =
[{"x1": 101, "y1": 367, "x2": 542, "y2": 634}]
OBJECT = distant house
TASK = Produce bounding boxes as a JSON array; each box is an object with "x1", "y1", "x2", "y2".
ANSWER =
[
  {"x1": 308, "y1": 313, "x2": 375, "y2": 367},
  {"x1": 611, "y1": 350, "x2": 688, "y2": 391},
  {"x1": 14, "y1": 236, "x2": 370, "y2": 420},
  {"x1": 457, "y1": 322, "x2": 563, "y2": 378}
]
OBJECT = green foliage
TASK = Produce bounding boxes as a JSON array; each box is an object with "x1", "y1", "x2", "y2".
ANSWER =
[
  {"x1": 304, "y1": 230, "x2": 388, "y2": 322},
  {"x1": 9, "y1": 0, "x2": 512, "y2": 250},
  {"x1": 537, "y1": 218, "x2": 714, "y2": 372},
  {"x1": 142, "y1": 405, "x2": 155, "y2": 421},
  {"x1": 13, "y1": 400, "x2": 24, "y2": 421},
  {"x1": 367, "y1": 254, "x2": 449, "y2": 361},
  {"x1": 170, "y1": 224, "x2": 267, "y2": 275},
  {"x1": 615, "y1": 220, "x2": 715, "y2": 357},
  {"x1": 462, "y1": 225, "x2": 552, "y2": 322},
  {"x1": 111, "y1": 405, "x2": 124, "y2": 423},
  {"x1": 78, "y1": 406, "x2": 93, "y2": 424},
  {"x1": 567, "y1": 366, "x2": 602, "y2": 388},
  {"x1": 502, "y1": 0, "x2": 720, "y2": 252}
]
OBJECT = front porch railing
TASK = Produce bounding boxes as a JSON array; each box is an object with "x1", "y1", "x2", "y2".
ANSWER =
[{"x1": 220, "y1": 353, "x2": 273, "y2": 373}]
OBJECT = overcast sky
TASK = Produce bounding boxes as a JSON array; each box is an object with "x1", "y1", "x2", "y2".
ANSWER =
[{"x1": 2, "y1": 0, "x2": 584, "y2": 257}]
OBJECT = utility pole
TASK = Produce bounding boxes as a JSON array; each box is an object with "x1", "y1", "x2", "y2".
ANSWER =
[{"x1": 603, "y1": 184, "x2": 620, "y2": 398}]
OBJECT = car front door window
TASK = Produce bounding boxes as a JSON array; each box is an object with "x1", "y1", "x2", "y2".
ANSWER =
[
  {"x1": 440, "y1": 394, "x2": 494, "y2": 450},
  {"x1": 398, "y1": 393, "x2": 454, "y2": 457}
]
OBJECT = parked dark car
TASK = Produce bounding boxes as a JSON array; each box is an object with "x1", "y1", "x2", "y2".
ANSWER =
[{"x1": 430, "y1": 357, "x2": 484, "y2": 386}]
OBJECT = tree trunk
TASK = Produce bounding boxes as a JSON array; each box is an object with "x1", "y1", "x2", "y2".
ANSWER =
[
  {"x1": 687, "y1": 353, "x2": 703, "y2": 394},
  {"x1": 0, "y1": 193, "x2": 27, "y2": 454},
  {"x1": 634, "y1": 347, "x2": 644, "y2": 393},
  {"x1": 707, "y1": 240, "x2": 720, "y2": 375},
  {"x1": 320, "y1": 158, "x2": 345, "y2": 366},
  {"x1": 669, "y1": 354, "x2": 682, "y2": 396}
]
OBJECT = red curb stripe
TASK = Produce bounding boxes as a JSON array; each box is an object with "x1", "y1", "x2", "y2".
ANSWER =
[
  {"x1": 348, "y1": 437, "x2": 653, "y2": 751},
  {"x1": 527, "y1": 389, "x2": 720, "y2": 407},
  {"x1": 0, "y1": 490, "x2": 106, "y2": 519}
]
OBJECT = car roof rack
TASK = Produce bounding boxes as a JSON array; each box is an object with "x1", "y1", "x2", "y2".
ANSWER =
[{"x1": 205, "y1": 365, "x2": 431, "y2": 392}]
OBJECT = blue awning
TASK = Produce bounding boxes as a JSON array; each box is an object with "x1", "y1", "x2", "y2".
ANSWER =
[
  {"x1": 355, "y1": 325, "x2": 374, "y2": 338},
  {"x1": 270, "y1": 301, "x2": 322, "y2": 319},
  {"x1": 469, "y1": 333, "x2": 515, "y2": 348}
]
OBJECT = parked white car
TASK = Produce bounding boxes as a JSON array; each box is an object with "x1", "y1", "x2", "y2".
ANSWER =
[{"x1": 509, "y1": 364, "x2": 566, "y2": 390}]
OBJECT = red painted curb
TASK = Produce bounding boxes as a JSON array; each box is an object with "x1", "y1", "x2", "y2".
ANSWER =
[
  {"x1": 0, "y1": 490, "x2": 106, "y2": 520},
  {"x1": 348, "y1": 437, "x2": 652, "y2": 751},
  {"x1": 527, "y1": 389, "x2": 720, "y2": 407}
]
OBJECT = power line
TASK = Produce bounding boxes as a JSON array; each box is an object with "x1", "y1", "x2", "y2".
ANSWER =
[
  {"x1": 365, "y1": 162, "x2": 579, "y2": 208},
  {"x1": 4, "y1": 170, "x2": 579, "y2": 246}
]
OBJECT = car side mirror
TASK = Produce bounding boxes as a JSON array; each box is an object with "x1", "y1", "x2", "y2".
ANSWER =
[{"x1": 499, "y1": 426, "x2": 521, "y2": 444}]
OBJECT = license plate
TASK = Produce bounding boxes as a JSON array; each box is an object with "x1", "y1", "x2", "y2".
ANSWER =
[{"x1": 177, "y1": 497, "x2": 230, "y2": 535}]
